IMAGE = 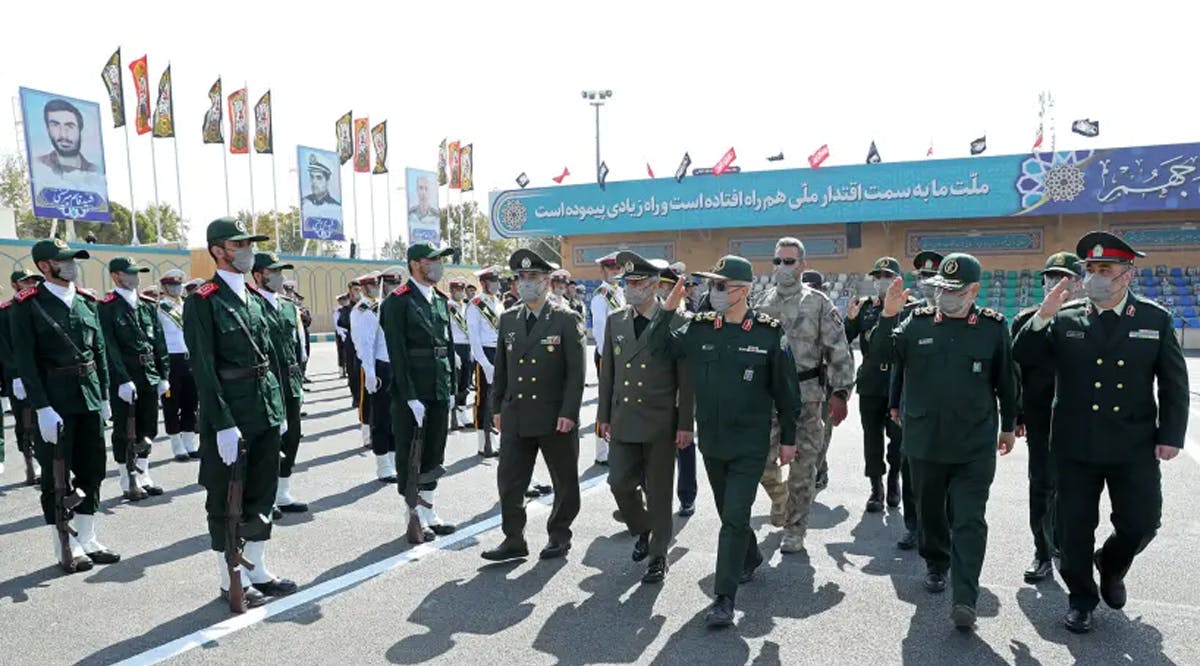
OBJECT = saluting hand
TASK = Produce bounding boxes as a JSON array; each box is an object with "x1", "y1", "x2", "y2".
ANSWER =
[
  {"x1": 847, "y1": 297, "x2": 865, "y2": 320},
  {"x1": 1156, "y1": 445, "x2": 1181, "y2": 461},
  {"x1": 663, "y1": 278, "x2": 686, "y2": 313},
  {"x1": 881, "y1": 278, "x2": 910, "y2": 318},
  {"x1": 997, "y1": 431, "x2": 1015, "y2": 455},
  {"x1": 1037, "y1": 277, "x2": 1071, "y2": 320}
]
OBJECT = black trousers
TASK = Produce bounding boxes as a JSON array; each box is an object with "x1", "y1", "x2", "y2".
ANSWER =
[
  {"x1": 676, "y1": 442, "x2": 698, "y2": 506},
  {"x1": 36, "y1": 410, "x2": 105, "y2": 524},
  {"x1": 279, "y1": 395, "x2": 302, "y2": 478},
  {"x1": 336, "y1": 336, "x2": 347, "y2": 370},
  {"x1": 498, "y1": 429, "x2": 580, "y2": 545},
  {"x1": 393, "y1": 398, "x2": 450, "y2": 492},
  {"x1": 200, "y1": 424, "x2": 281, "y2": 551},
  {"x1": 910, "y1": 455, "x2": 996, "y2": 607},
  {"x1": 454, "y1": 343, "x2": 472, "y2": 407},
  {"x1": 346, "y1": 341, "x2": 361, "y2": 407},
  {"x1": 162, "y1": 353, "x2": 198, "y2": 435},
  {"x1": 357, "y1": 365, "x2": 372, "y2": 426},
  {"x1": 473, "y1": 347, "x2": 496, "y2": 429},
  {"x1": 111, "y1": 383, "x2": 159, "y2": 464},
  {"x1": 704, "y1": 453, "x2": 765, "y2": 600},
  {"x1": 1025, "y1": 408, "x2": 1056, "y2": 561},
  {"x1": 859, "y1": 395, "x2": 901, "y2": 478},
  {"x1": 370, "y1": 361, "x2": 395, "y2": 456},
  {"x1": 1056, "y1": 456, "x2": 1161, "y2": 612},
  {"x1": 12, "y1": 397, "x2": 33, "y2": 456}
]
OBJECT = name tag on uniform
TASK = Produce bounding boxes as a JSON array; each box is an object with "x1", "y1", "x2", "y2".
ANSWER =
[
  {"x1": 972, "y1": 361, "x2": 982, "y2": 373},
  {"x1": 918, "y1": 337, "x2": 933, "y2": 346},
  {"x1": 701, "y1": 343, "x2": 715, "y2": 351},
  {"x1": 1066, "y1": 330, "x2": 1085, "y2": 339},
  {"x1": 1130, "y1": 329, "x2": 1160, "y2": 340},
  {"x1": 738, "y1": 345, "x2": 768, "y2": 355},
  {"x1": 540, "y1": 335, "x2": 561, "y2": 345}
]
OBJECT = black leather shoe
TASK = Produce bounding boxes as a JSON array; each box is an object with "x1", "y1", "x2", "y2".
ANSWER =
[
  {"x1": 278, "y1": 502, "x2": 308, "y2": 514},
  {"x1": 220, "y1": 585, "x2": 267, "y2": 609},
  {"x1": 739, "y1": 550, "x2": 764, "y2": 584},
  {"x1": 1094, "y1": 550, "x2": 1127, "y2": 609},
  {"x1": 539, "y1": 541, "x2": 571, "y2": 560},
  {"x1": 705, "y1": 595, "x2": 735, "y2": 628},
  {"x1": 866, "y1": 477, "x2": 884, "y2": 513},
  {"x1": 1024, "y1": 558, "x2": 1054, "y2": 583},
  {"x1": 923, "y1": 572, "x2": 947, "y2": 593},
  {"x1": 174, "y1": 454, "x2": 191, "y2": 463},
  {"x1": 253, "y1": 578, "x2": 298, "y2": 597},
  {"x1": 677, "y1": 503, "x2": 695, "y2": 517},
  {"x1": 86, "y1": 549, "x2": 121, "y2": 565},
  {"x1": 896, "y1": 530, "x2": 917, "y2": 551},
  {"x1": 141, "y1": 484, "x2": 164, "y2": 497},
  {"x1": 1064, "y1": 608, "x2": 1092, "y2": 634},
  {"x1": 272, "y1": 507, "x2": 283, "y2": 521},
  {"x1": 524, "y1": 486, "x2": 543, "y2": 498},
  {"x1": 612, "y1": 509, "x2": 624, "y2": 522},
  {"x1": 642, "y1": 556, "x2": 667, "y2": 584},
  {"x1": 62, "y1": 556, "x2": 94, "y2": 573},
  {"x1": 632, "y1": 533, "x2": 650, "y2": 562},
  {"x1": 123, "y1": 488, "x2": 147, "y2": 502},
  {"x1": 187, "y1": 451, "x2": 201, "y2": 460},
  {"x1": 534, "y1": 483, "x2": 552, "y2": 495},
  {"x1": 430, "y1": 523, "x2": 456, "y2": 536},
  {"x1": 481, "y1": 541, "x2": 529, "y2": 561},
  {"x1": 814, "y1": 469, "x2": 828, "y2": 492},
  {"x1": 378, "y1": 475, "x2": 398, "y2": 484},
  {"x1": 886, "y1": 471, "x2": 901, "y2": 508},
  {"x1": 951, "y1": 604, "x2": 976, "y2": 631}
]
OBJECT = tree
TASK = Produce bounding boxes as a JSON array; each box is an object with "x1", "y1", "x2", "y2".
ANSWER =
[
  {"x1": 439, "y1": 201, "x2": 519, "y2": 268},
  {"x1": 380, "y1": 237, "x2": 408, "y2": 260}
]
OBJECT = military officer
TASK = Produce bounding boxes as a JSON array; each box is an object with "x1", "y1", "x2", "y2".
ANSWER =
[
  {"x1": 1010, "y1": 252, "x2": 1083, "y2": 583},
  {"x1": 597, "y1": 251, "x2": 695, "y2": 583},
  {"x1": 158, "y1": 269, "x2": 200, "y2": 462},
  {"x1": 303, "y1": 155, "x2": 340, "y2": 206},
  {"x1": 911, "y1": 250, "x2": 944, "y2": 303},
  {"x1": 448, "y1": 278, "x2": 472, "y2": 430},
  {"x1": 550, "y1": 269, "x2": 571, "y2": 301},
  {"x1": 502, "y1": 273, "x2": 519, "y2": 309},
  {"x1": 334, "y1": 293, "x2": 351, "y2": 378},
  {"x1": 658, "y1": 265, "x2": 697, "y2": 516},
  {"x1": 756, "y1": 239, "x2": 854, "y2": 554},
  {"x1": 381, "y1": 242, "x2": 459, "y2": 542},
  {"x1": 340, "y1": 279, "x2": 363, "y2": 409},
  {"x1": 1013, "y1": 232, "x2": 1189, "y2": 634},
  {"x1": 844, "y1": 256, "x2": 912, "y2": 512},
  {"x1": 360, "y1": 266, "x2": 405, "y2": 484},
  {"x1": 876, "y1": 252, "x2": 1018, "y2": 631},
  {"x1": 184, "y1": 218, "x2": 296, "y2": 607},
  {"x1": 481, "y1": 249, "x2": 586, "y2": 562},
  {"x1": 653, "y1": 255, "x2": 800, "y2": 628},
  {"x1": 250, "y1": 253, "x2": 309, "y2": 515},
  {"x1": 351, "y1": 272, "x2": 382, "y2": 449},
  {"x1": 589, "y1": 252, "x2": 625, "y2": 465},
  {"x1": 468, "y1": 266, "x2": 503, "y2": 457},
  {"x1": 566, "y1": 280, "x2": 587, "y2": 319},
  {"x1": 12, "y1": 239, "x2": 117, "y2": 572},
  {"x1": 1, "y1": 268, "x2": 44, "y2": 485},
  {"x1": 99, "y1": 257, "x2": 170, "y2": 501}
]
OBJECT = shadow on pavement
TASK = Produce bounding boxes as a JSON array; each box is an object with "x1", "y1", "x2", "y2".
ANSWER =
[{"x1": 1014, "y1": 584, "x2": 1174, "y2": 664}]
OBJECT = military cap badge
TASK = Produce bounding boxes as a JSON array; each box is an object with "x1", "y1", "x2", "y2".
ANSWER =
[
  {"x1": 1092, "y1": 244, "x2": 1104, "y2": 258},
  {"x1": 521, "y1": 257, "x2": 531, "y2": 269},
  {"x1": 944, "y1": 258, "x2": 958, "y2": 275}
]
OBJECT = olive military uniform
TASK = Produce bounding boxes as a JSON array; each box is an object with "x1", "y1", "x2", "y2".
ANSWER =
[
  {"x1": 250, "y1": 255, "x2": 306, "y2": 482},
  {"x1": 0, "y1": 269, "x2": 42, "y2": 484},
  {"x1": 1012, "y1": 233, "x2": 1188, "y2": 622}
]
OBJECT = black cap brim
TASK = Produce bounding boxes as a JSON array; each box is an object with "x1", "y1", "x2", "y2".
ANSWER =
[
  {"x1": 54, "y1": 249, "x2": 90, "y2": 261},
  {"x1": 224, "y1": 233, "x2": 271, "y2": 243}
]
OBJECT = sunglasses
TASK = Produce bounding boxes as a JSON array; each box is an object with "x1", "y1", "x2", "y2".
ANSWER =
[{"x1": 772, "y1": 257, "x2": 799, "y2": 266}]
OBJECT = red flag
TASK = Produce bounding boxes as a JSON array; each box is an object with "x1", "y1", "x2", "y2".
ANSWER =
[
  {"x1": 1032, "y1": 126, "x2": 1044, "y2": 152},
  {"x1": 647, "y1": 163, "x2": 655, "y2": 179},
  {"x1": 926, "y1": 144, "x2": 934, "y2": 157},
  {"x1": 712, "y1": 147, "x2": 737, "y2": 176},
  {"x1": 552, "y1": 167, "x2": 570, "y2": 184},
  {"x1": 128, "y1": 55, "x2": 151, "y2": 135},
  {"x1": 808, "y1": 144, "x2": 830, "y2": 168}
]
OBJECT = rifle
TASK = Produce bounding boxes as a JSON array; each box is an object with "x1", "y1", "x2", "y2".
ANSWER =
[
  {"x1": 126, "y1": 405, "x2": 149, "y2": 500},
  {"x1": 53, "y1": 424, "x2": 84, "y2": 573},
  {"x1": 21, "y1": 405, "x2": 38, "y2": 485},
  {"x1": 225, "y1": 438, "x2": 266, "y2": 613},
  {"x1": 405, "y1": 426, "x2": 427, "y2": 544}
]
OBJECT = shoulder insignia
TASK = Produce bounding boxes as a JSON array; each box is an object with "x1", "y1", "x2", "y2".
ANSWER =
[
  {"x1": 1062, "y1": 298, "x2": 1087, "y2": 309},
  {"x1": 102, "y1": 292, "x2": 118, "y2": 303},
  {"x1": 14, "y1": 287, "x2": 37, "y2": 302},
  {"x1": 197, "y1": 282, "x2": 219, "y2": 298},
  {"x1": 139, "y1": 294, "x2": 157, "y2": 304},
  {"x1": 755, "y1": 312, "x2": 781, "y2": 328},
  {"x1": 0, "y1": 299, "x2": 11, "y2": 310},
  {"x1": 679, "y1": 310, "x2": 695, "y2": 320},
  {"x1": 695, "y1": 311, "x2": 717, "y2": 322},
  {"x1": 979, "y1": 307, "x2": 1005, "y2": 322},
  {"x1": 471, "y1": 295, "x2": 483, "y2": 306},
  {"x1": 913, "y1": 306, "x2": 936, "y2": 317},
  {"x1": 356, "y1": 300, "x2": 371, "y2": 311},
  {"x1": 434, "y1": 286, "x2": 449, "y2": 300},
  {"x1": 393, "y1": 284, "x2": 411, "y2": 297},
  {"x1": 76, "y1": 288, "x2": 97, "y2": 301},
  {"x1": 1132, "y1": 293, "x2": 1170, "y2": 315}
]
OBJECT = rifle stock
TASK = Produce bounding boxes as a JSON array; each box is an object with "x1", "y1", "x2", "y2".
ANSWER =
[
  {"x1": 225, "y1": 438, "x2": 255, "y2": 613},
  {"x1": 52, "y1": 424, "x2": 77, "y2": 572},
  {"x1": 405, "y1": 426, "x2": 426, "y2": 544}
]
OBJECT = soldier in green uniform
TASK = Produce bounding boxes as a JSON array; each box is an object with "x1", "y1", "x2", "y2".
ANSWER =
[
  {"x1": 844, "y1": 257, "x2": 914, "y2": 513},
  {"x1": 1013, "y1": 232, "x2": 1189, "y2": 634},
  {"x1": 380, "y1": 242, "x2": 459, "y2": 542},
  {"x1": 1, "y1": 268, "x2": 44, "y2": 485},
  {"x1": 99, "y1": 257, "x2": 170, "y2": 501},
  {"x1": 1011, "y1": 251, "x2": 1082, "y2": 583},
  {"x1": 481, "y1": 249, "x2": 586, "y2": 562},
  {"x1": 184, "y1": 218, "x2": 296, "y2": 607},
  {"x1": 875, "y1": 252, "x2": 1018, "y2": 631},
  {"x1": 653, "y1": 255, "x2": 799, "y2": 628},
  {"x1": 12, "y1": 239, "x2": 118, "y2": 572},
  {"x1": 250, "y1": 252, "x2": 308, "y2": 516},
  {"x1": 597, "y1": 251, "x2": 694, "y2": 583}
]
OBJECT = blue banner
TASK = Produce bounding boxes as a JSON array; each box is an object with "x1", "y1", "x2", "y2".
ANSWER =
[{"x1": 490, "y1": 142, "x2": 1200, "y2": 239}]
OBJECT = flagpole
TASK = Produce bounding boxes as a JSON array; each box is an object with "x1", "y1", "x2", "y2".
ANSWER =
[
  {"x1": 122, "y1": 123, "x2": 140, "y2": 245},
  {"x1": 149, "y1": 135, "x2": 162, "y2": 243},
  {"x1": 271, "y1": 152, "x2": 280, "y2": 252},
  {"x1": 368, "y1": 171, "x2": 377, "y2": 259},
  {"x1": 221, "y1": 142, "x2": 231, "y2": 216},
  {"x1": 171, "y1": 133, "x2": 183, "y2": 244},
  {"x1": 245, "y1": 84, "x2": 257, "y2": 235},
  {"x1": 352, "y1": 170, "x2": 359, "y2": 256},
  {"x1": 385, "y1": 170, "x2": 393, "y2": 257}
]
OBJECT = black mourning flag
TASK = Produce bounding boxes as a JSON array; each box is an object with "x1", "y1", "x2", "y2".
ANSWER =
[
  {"x1": 598, "y1": 161, "x2": 610, "y2": 190},
  {"x1": 515, "y1": 172, "x2": 530, "y2": 188},
  {"x1": 1072, "y1": 119, "x2": 1100, "y2": 137},
  {"x1": 970, "y1": 136, "x2": 987, "y2": 155},
  {"x1": 674, "y1": 152, "x2": 692, "y2": 182},
  {"x1": 866, "y1": 141, "x2": 881, "y2": 164},
  {"x1": 766, "y1": 152, "x2": 784, "y2": 162}
]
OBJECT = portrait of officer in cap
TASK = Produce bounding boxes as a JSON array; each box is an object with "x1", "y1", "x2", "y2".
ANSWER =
[{"x1": 302, "y1": 155, "x2": 339, "y2": 207}]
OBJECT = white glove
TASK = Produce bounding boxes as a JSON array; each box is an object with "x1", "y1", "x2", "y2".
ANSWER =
[
  {"x1": 12, "y1": 378, "x2": 26, "y2": 401},
  {"x1": 216, "y1": 427, "x2": 242, "y2": 466},
  {"x1": 408, "y1": 399, "x2": 426, "y2": 426},
  {"x1": 100, "y1": 400, "x2": 112, "y2": 422},
  {"x1": 157, "y1": 380, "x2": 170, "y2": 398},
  {"x1": 482, "y1": 363, "x2": 495, "y2": 385},
  {"x1": 37, "y1": 407, "x2": 63, "y2": 444},
  {"x1": 364, "y1": 371, "x2": 381, "y2": 395},
  {"x1": 117, "y1": 382, "x2": 137, "y2": 404},
  {"x1": 280, "y1": 419, "x2": 288, "y2": 436}
]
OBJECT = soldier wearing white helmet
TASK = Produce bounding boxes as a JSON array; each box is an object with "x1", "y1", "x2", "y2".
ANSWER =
[{"x1": 159, "y1": 269, "x2": 200, "y2": 461}]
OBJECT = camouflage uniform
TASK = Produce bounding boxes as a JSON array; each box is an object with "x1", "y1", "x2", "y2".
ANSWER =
[{"x1": 755, "y1": 283, "x2": 854, "y2": 552}]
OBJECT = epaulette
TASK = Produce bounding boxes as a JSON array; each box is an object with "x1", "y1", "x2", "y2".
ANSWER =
[
  {"x1": 197, "y1": 282, "x2": 218, "y2": 298},
  {"x1": 471, "y1": 295, "x2": 483, "y2": 306},
  {"x1": 755, "y1": 312, "x2": 781, "y2": 328},
  {"x1": 978, "y1": 307, "x2": 1005, "y2": 322},
  {"x1": 1062, "y1": 298, "x2": 1088, "y2": 310},
  {"x1": 101, "y1": 292, "x2": 118, "y2": 303},
  {"x1": 14, "y1": 287, "x2": 37, "y2": 302},
  {"x1": 694, "y1": 311, "x2": 718, "y2": 322},
  {"x1": 1130, "y1": 293, "x2": 1171, "y2": 315},
  {"x1": 392, "y1": 284, "x2": 411, "y2": 297},
  {"x1": 76, "y1": 287, "x2": 97, "y2": 301},
  {"x1": 139, "y1": 294, "x2": 157, "y2": 304},
  {"x1": 912, "y1": 306, "x2": 936, "y2": 317},
  {"x1": 0, "y1": 299, "x2": 12, "y2": 310}
]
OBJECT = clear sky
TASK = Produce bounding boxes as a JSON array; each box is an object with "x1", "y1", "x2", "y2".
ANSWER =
[{"x1": 0, "y1": 0, "x2": 1193, "y2": 254}]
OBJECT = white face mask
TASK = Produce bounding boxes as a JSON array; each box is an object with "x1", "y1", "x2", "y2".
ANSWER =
[
  {"x1": 935, "y1": 288, "x2": 974, "y2": 316},
  {"x1": 517, "y1": 277, "x2": 547, "y2": 303},
  {"x1": 873, "y1": 277, "x2": 891, "y2": 297},
  {"x1": 118, "y1": 273, "x2": 141, "y2": 290},
  {"x1": 424, "y1": 260, "x2": 444, "y2": 282},
  {"x1": 264, "y1": 272, "x2": 285, "y2": 293},
  {"x1": 1083, "y1": 269, "x2": 1128, "y2": 303},
  {"x1": 53, "y1": 259, "x2": 79, "y2": 282},
  {"x1": 623, "y1": 279, "x2": 657, "y2": 307},
  {"x1": 229, "y1": 247, "x2": 254, "y2": 273},
  {"x1": 485, "y1": 281, "x2": 500, "y2": 295}
]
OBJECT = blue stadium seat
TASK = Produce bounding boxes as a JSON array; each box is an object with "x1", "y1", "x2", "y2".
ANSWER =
[
  {"x1": 1143, "y1": 286, "x2": 1160, "y2": 298},
  {"x1": 1181, "y1": 296, "x2": 1196, "y2": 308},
  {"x1": 1170, "y1": 267, "x2": 1184, "y2": 277},
  {"x1": 1140, "y1": 267, "x2": 1154, "y2": 277},
  {"x1": 1175, "y1": 318, "x2": 1185, "y2": 329},
  {"x1": 1184, "y1": 306, "x2": 1198, "y2": 318},
  {"x1": 1174, "y1": 276, "x2": 1188, "y2": 287},
  {"x1": 1141, "y1": 276, "x2": 1156, "y2": 287},
  {"x1": 1189, "y1": 317, "x2": 1200, "y2": 329}
]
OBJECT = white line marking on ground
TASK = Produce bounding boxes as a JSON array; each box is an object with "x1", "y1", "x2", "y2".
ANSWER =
[{"x1": 115, "y1": 473, "x2": 610, "y2": 666}]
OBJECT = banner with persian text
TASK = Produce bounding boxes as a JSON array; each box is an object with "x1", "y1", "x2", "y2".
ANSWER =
[{"x1": 489, "y1": 142, "x2": 1200, "y2": 239}]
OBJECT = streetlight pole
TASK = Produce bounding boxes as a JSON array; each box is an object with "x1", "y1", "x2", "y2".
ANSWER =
[{"x1": 581, "y1": 89, "x2": 612, "y2": 182}]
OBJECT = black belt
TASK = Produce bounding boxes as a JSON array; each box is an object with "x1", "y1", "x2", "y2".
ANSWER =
[
  {"x1": 48, "y1": 360, "x2": 96, "y2": 378},
  {"x1": 287, "y1": 363, "x2": 303, "y2": 378},
  {"x1": 124, "y1": 352, "x2": 155, "y2": 367},
  {"x1": 797, "y1": 367, "x2": 821, "y2": 382},
  {"x1": 410, "y1": 347, "x2": 449, "y2": 358},
  {"x1": 169, "y1": 351, "x2": 190, "y2": 360},
  {"x1": 218, "y1": 363, "x2": 269, "y2": 380}
]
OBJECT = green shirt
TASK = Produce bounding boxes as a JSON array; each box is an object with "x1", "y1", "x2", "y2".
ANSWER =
[
  {"x1": 98, "y1": 290, "x2": 169, "y2": 388},
  {"x1": 380, "y1": 278, "x2": 455, "y2": 403},
  {"x1": 9, "y1": 285, "x2": 110, "y2": 414},
  {"x1": 252, "y1": 288, "x2": 304, "y2": 401}
]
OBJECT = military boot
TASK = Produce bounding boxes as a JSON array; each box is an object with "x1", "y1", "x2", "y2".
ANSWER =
[
  {"x1": 866, "y1": 476, "x2": 885, "y2": 513},
  {"x1": 886, "y1": 468, "x2": 901, "y2": 508}
]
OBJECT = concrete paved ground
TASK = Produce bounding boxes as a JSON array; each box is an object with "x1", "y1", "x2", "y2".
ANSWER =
[{"x1": 1, "y1": 343, "x2": 1197, "y2": 665}]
